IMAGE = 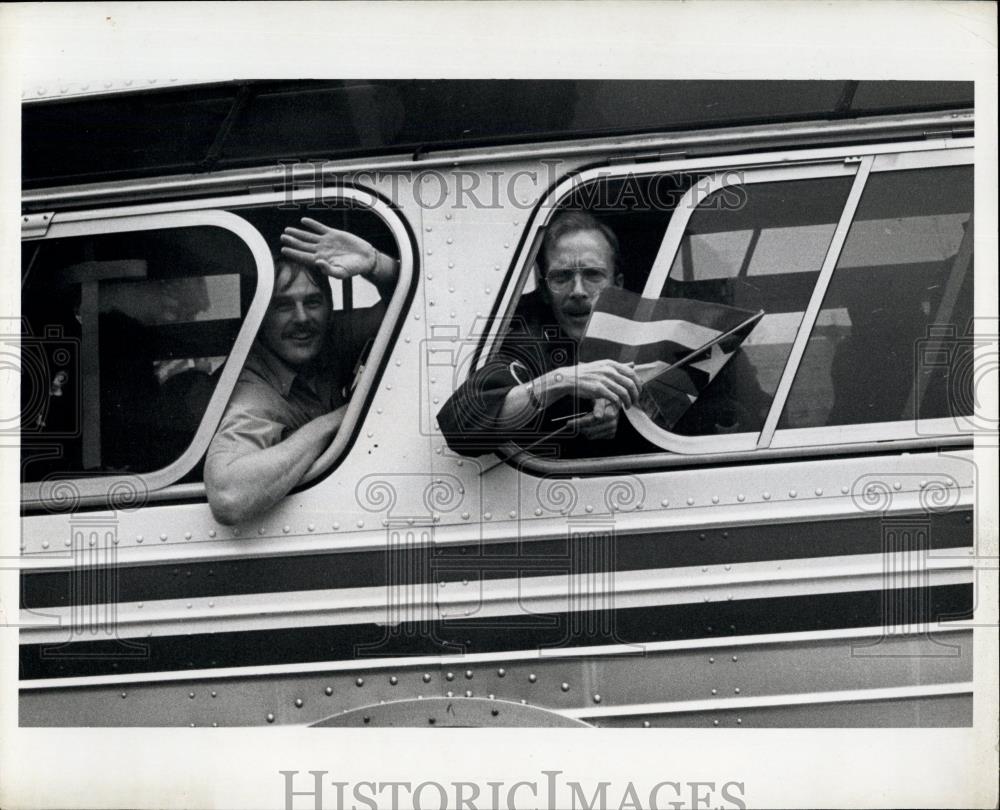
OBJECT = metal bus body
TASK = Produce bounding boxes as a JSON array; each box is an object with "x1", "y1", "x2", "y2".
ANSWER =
[{"x1": 17, "y1": 80, "x2": 978, "y2": 727}]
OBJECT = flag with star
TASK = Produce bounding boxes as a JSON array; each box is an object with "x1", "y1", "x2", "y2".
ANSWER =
[{"x1": 580, "y1": 287, "x2": 763, "y2": 430}]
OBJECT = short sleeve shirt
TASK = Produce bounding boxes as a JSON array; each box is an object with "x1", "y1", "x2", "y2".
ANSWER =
[{"x1": 207, "y1": 304, "x2": 384, "y2": 462}]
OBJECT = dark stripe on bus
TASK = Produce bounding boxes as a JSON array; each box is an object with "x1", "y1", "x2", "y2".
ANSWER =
[
  {"x1": 19, "y1": 583, "x2": 972, "y2": 680},
  {"x1": 20, "y1": 510, "x2": 972, "y2": 609}
]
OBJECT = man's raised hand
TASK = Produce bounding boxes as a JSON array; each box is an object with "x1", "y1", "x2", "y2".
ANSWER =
[{"x1": 280, "y1": 218, "x2": 378, "y2": 280}]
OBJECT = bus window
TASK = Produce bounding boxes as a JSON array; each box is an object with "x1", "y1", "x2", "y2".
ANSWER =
[
  {"x1": 20, "y1": 225, "x2": 257, "y2": 483},
  {"x1": 653, "y1": 175, "x2": 854, "y2": 437},
  {"x1": 778, "y1": 164, "x2": 973, "y2": 429}
]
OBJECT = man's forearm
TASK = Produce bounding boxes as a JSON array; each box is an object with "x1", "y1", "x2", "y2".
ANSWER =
[
  {"x1": 206, "y1": 411, "x2": 340, "y2": 525},
  {"x1": 496, "y1": 368, "x2": 572, "y2": 426},
  {"x1": 365, "y1": 250, "x2": 399, "y2": 299}
]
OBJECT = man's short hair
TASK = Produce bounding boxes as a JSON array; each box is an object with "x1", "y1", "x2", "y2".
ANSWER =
[
  {"x1": 539, "y1": 210, "x2": 620, "y2": 277},
  {"x1": 272, "y1": 251, "x2": 333, "y2": 309}
]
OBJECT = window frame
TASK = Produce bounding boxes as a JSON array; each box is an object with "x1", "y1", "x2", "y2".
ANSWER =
[
  {"x1": 20, "y1": 186, "x2": 414, "y2": 509},
  {"x1": 480, "y1": 137, "x2": 974, "y2": 475}
]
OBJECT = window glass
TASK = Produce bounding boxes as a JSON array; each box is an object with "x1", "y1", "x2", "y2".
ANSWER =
[
  {"x1": 653, "y1": 175, "x2": 854, "y2": 436},
  {"x1": 20, "y1": 226, "x2": 257, "y2": 482},
  {"x1": 779, "y1": 165, "x2": 973, "y2": 429}
]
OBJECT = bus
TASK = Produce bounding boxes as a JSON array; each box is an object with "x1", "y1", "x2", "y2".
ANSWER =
[{"x1": 17, "y1": 80, "x2": 978, "y2": 727}]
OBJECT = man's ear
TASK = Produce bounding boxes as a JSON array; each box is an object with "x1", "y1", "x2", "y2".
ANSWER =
[{"x1": 613, "y1": 272, "x2": 624, "y2": 288}]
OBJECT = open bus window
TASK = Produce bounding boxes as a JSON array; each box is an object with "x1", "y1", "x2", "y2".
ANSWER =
[
  {"x1": 778, "y1": 165, "x2": 973, "y2": 429},
  {"x1": 20, "y1": 225, "x2": 257, "y2": 483}
]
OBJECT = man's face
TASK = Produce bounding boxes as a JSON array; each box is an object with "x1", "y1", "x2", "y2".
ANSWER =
[
  {"x1": 260, "y1": 265, "x2": 330, "y2": 368},
  {"x1": 542, "y1": 229, "x2": 622, "y2": 341}
]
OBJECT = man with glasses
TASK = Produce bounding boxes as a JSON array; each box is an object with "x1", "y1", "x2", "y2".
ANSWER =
[{"x1": 438, "y1": 210, "x2": 645, "y2": 459}]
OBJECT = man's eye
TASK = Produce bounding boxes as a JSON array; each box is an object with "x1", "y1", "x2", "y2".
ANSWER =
[
  {"x1": 275, "y1": 301, "x2": 294, "y2": 312},
  {"x1": 549, "y1": 271, "x2": 574, "y2": 286},
  {"x1": 583, "y1": 270, "x2": 610, "y2": 284}
]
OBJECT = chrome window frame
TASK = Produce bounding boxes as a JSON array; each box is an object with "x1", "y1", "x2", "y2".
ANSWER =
[
  {"x1": 484, "y1": 138, "x2": 975, "y2": 474},
  {"x1": 20, "y1": 186, "x2": 413, "y2": 508}
]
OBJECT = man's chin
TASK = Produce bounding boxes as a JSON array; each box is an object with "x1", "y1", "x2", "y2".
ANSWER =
[{"x1": 560, "y1": 312, "x2": 591, "y2": 339}]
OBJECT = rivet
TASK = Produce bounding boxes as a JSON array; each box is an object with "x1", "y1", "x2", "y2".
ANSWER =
[
  {"x1": 428, "y1": 717, "x2": 436, "y2": 725},
  {"x1": 112, "y1": 538, "x2": 119, "y2": 545},
  {"x1": 266, "y1": 713, "x2": 275, "y2": 723},
  {"x1": 212, "y1": 722, "x2": 218, "y2": 728},
  {"x1": 593, "y1": 694, "x2": 602, "y2": 704},
  {"x1": 560, "y1": 682, "x2": 570, "y2": 692},
  {"x1": 737, "y1": 494, "x2": 745, "y2": 502},
  {"x1": 120, "y1": 692, "x2": 127, "y2": 699},
  {"x1": 390, "y1": 676, "x2": 398, "y2": 685},
  {"x1": 488, "y1": 694, "x2": 495, "y2": 700},
  {"x1": 184, "y1": 532, "x2": 192, "y2": 540},
  {"x1": 211, "y1": 691, "x2": 217, "y2": 698},
  {"x1": 190, "y1": 723, "x2": 196, "y2": 728},
  {"x1": 484, "y1": 512, "x2": 492, "y2": 520},
  {"x1": 64, "y1": 538, "x2": 71, "y2": 547},
  {"x1": 642, "y1": 721, "x2": 651, "y2": 728},
  {"x1": 189, "y1": 692, "x2": 195, "y2": 699},
  {"x1": 709, "y1": 657, "x2": 715, "y2": 663},
  {"x1": 356, "y1": 678, "x2": 364, "y2": 687},
  {"x1": 528, "y1": 674, "x2": 537, "y2": 683},
  {"x1": 445, "y1": 213, "x2": 452, "y2": 220},
  {"x1": 186, "y1": 603, "x2": 192, "y2": 609},
  {"x1": 363, "y1": 716, "x2": 371, "y2": 725},
  {"x1": 508, "y1": 510, "x2": 516, "y2": 519},
  {"x1": 208, "y1": 530, "x2": 216, "y2": 538},
  {"x1": 712, "y1": 496, "x2": 719, "y2": 504},
  {"x1": 725, "y1": 565, "x2": 731, "y2": 571},
  {"x1": 534, "y1": 508, "x2": 542, "y2": 516},
  {"x1": 325, "y1": 686, "x2": 334, "y2": 696},
  {"x1": 41, "y1": 540, "x2": 50, "y2": 549},
  {"x1": 503, "y1": 243, "x2": 509, "y2": 249},
  {"x1": 497, "y1": 668, "x2": 506, "y2": 677},
  {"x1": 426, "y1": 226, "x2": 433, "y2": 232},
  {"x1": 462, "y1": 579, "x2": 469, "y2": 586},
  {"x1": 737, "y1": 718, "x2": 742, "y2": 725},
  {"x1": 700, "y1": 533, "x2": 706, "y2": 540},
  {"x1": 702, "y1": 567, "x2": 708, "y2": 573},
  {"x1": 89, "y1": 537, "x2": 95, "y2": 547},
  {"x1": 464, "y1": 690, "x2": 473, "y2": 698},
  {"x1": 357, "y1": 520, "x2": 364, "y2": 528},
  {"x1": 893, "y1": 481, "x2": 902, "y2": 491},
  {"x1": 462, "y1": 512, "x2": 470, "y2": 520},
  {"x1": 841, "y1": 485, "x2": 850, "y2": 494},
  {"x1": 446, "y1": 691, "x2": 454, "y2": 698},
  {"x1": 815, "y1": 488, "x2": 823, "y2": 496},
  {"x1": 713, "y1": 720, "x2": 720, "y2": 726},
  {"x1": 423, "y1": 673, "x2": 432, "y2": 683},
  {"x1": 137, "y1": 602, "x2": 144, "y2": 609},
  {"x1": 733, "y1": 656, "x2": 739, "y2": 662},
  {"x1": 762, "y1": 492, "x2": 771, "y2": 500},
  {"x1": 294, "y1": 698, "x2": 303, "y2": 708},
  {"x1": 661, "y1": 499, "x2": 669, "y2": 507},
  {"x1": 734, "y1": 688, "x2": 741, "y2": 694},
  {"x1": 233, "y1": 529, "x2": 240, "y2": 537},
  {"x1": 307, "y1": 524, "x2": 315, "y2": 532},
  {"x1": 687, "y1": 497, "x2": 694, "y2": 506},
  {"x1": 446, "y1": 672, "x2": 455, "y2": 681},
  {"x1": 333, "y1": 522, "x2": 340, "y2": 530},
  {"x1": 585, "y1": 505, "x2": 593, "y2": 513},
  {"x1": 789, "y1": 490, "x2": 797, "y2": 498},
  {"x1": 136, "y1": 535, "x2": 144, "y2": 543},
  {"x1": 159, "y1": 534, "x2": 167, "y2": 542},
  {"x1": 711, "y1": 689, "x2": 718, "y2": 695}
]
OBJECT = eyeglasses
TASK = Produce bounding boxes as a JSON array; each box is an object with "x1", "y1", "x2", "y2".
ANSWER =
[{"x1": 544, "y1": 267, "x2": 614, "y2": 293}]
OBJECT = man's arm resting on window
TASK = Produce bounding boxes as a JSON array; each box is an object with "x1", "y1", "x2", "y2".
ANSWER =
[
  {"x1": 204, "y1": 406, "x2": 346, "y2": 526},
  {"x1": 497, "y1": 360, "x2": 641, "y2": 425}
]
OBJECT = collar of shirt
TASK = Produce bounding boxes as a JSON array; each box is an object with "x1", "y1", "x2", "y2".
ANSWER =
[{"x1": 244, "y1": 341, "x2": 334, "y2": 403}]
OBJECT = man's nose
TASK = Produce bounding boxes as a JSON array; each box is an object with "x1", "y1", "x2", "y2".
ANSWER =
[
  {"x1": 292, "y1": 302, "x2": 310, "y2": 321},
  {"x1": 570, "y1": 273, "x2": 588, "y2": 296}
]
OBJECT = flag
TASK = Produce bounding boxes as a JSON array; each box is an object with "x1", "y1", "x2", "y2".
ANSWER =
[{"x1": 580, "y1": 287, "x2": 763, "y2": 430}]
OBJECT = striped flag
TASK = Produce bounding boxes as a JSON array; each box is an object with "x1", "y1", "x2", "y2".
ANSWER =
[{"x1": 580, "y1": 287, "x2": 763, "y2": 429}]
